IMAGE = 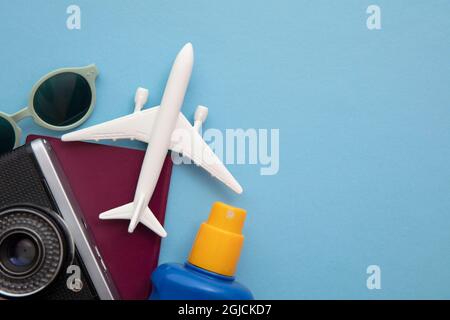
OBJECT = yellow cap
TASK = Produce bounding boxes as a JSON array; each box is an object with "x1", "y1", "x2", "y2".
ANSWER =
[{"x1": 188, "y1": 202, "x2": 246, "y2": 277}]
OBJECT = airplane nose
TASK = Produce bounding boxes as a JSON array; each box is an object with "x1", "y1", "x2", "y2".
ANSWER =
[
  {"x1": 183, "y1": 42, "x2": 193, "y2": 52},
  {"x1": 177, "y1": 42, "x2": 194, "y2": 62},
  {"x1": 170, "y1": 42, "x2": 194, "y2": 82}
]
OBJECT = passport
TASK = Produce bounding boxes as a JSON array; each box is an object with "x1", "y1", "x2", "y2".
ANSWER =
[{"x1": 26, "y1": 135, "x2": 173, "y2": 300}]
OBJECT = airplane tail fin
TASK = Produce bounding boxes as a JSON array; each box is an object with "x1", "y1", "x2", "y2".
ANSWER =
[
  {"x1": 139, "y1": 206, "x2": 167, "y2": 238},
  {"x1": 99, "y1": 203, "x2": 133, "y2": 220},
  {"x1": 99, "y1": 202, "x2": 167, "y2": 238}
]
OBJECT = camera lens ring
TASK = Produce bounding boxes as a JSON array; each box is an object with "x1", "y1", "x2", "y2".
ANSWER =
[{"x1": 0, "y1": 205, "x2": 74, "y2": 298}]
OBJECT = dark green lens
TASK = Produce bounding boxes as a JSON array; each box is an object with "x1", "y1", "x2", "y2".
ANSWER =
[
  {"x1": 33, "y1": 72, "x2": 92, "y2": 127},
  {"x1": 0, "y1": 117, "x2": 16, "y2": 154}
]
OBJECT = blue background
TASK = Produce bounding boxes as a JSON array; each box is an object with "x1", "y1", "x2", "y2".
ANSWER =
[{"x1": 1, "y1": 0, "x2": 449, "y2": 299}]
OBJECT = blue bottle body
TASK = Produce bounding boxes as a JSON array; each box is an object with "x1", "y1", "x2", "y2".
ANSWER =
[{"x1": 149, "y1": 263, "x2": 254, "y2": 300}]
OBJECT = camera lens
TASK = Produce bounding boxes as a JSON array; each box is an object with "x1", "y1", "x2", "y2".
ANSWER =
[
  {"x1": 8, "y1": 236, "x2": 36, "y2": 266},
  {"x1": 0, "y1": 231, "x2": 42, "y2": 276},
  {"x1": 0, "y1": 206, "x2": 74, "y2": 298}
]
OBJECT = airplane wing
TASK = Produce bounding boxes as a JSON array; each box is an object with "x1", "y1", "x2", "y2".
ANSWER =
[
  {"x1": 62, "y1": 107, "x2": 243, "y2": 194},
  {"x1": 170, "y1": 114, "x2": 243, "y2": 194},
  {"x1": 62, "y1": 107, "x2": 161, "y2": 143}
]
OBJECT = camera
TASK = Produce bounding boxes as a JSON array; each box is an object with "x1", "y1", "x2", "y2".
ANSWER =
[{"x1": 0, "y1": 139, "x2": 119, "y2": 300}]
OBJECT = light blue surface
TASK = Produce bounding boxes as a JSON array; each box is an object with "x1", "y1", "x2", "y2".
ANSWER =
[{"x1": 1, "y1": 0, "x2": 450, "y2": 299}]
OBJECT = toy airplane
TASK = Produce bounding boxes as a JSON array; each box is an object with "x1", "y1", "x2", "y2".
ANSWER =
[{"x1": 62, "y1": 43, "x2": 243, "y2": 238}]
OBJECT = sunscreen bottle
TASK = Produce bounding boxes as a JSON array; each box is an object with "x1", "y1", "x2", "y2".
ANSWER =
[{"x1": 149, "y1": 202, "x2": 253, "y2": 300}]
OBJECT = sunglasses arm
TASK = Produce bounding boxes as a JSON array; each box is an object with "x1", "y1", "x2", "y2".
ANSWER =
[{"x1": 11, "y1": 107, "x2": 31, "y2": 122}]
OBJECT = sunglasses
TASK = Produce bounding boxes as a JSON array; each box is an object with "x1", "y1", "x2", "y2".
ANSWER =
[{"x1": 0, "y1": 64, "x2": 98, "y2": 154}]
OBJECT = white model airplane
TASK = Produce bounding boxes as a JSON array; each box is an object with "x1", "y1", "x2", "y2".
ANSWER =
[{"x1": 62, "y1": 43, "x2": 243, "y2": 237}]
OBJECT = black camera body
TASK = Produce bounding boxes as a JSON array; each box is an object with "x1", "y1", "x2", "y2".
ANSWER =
[{"x1": 0, "y1": 139, "x2": 119, "y2": 300}]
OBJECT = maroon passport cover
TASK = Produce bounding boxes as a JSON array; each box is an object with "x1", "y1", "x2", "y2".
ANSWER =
[{"x1": 26, "y1": 135, "x2": 173, "y2": 300}]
